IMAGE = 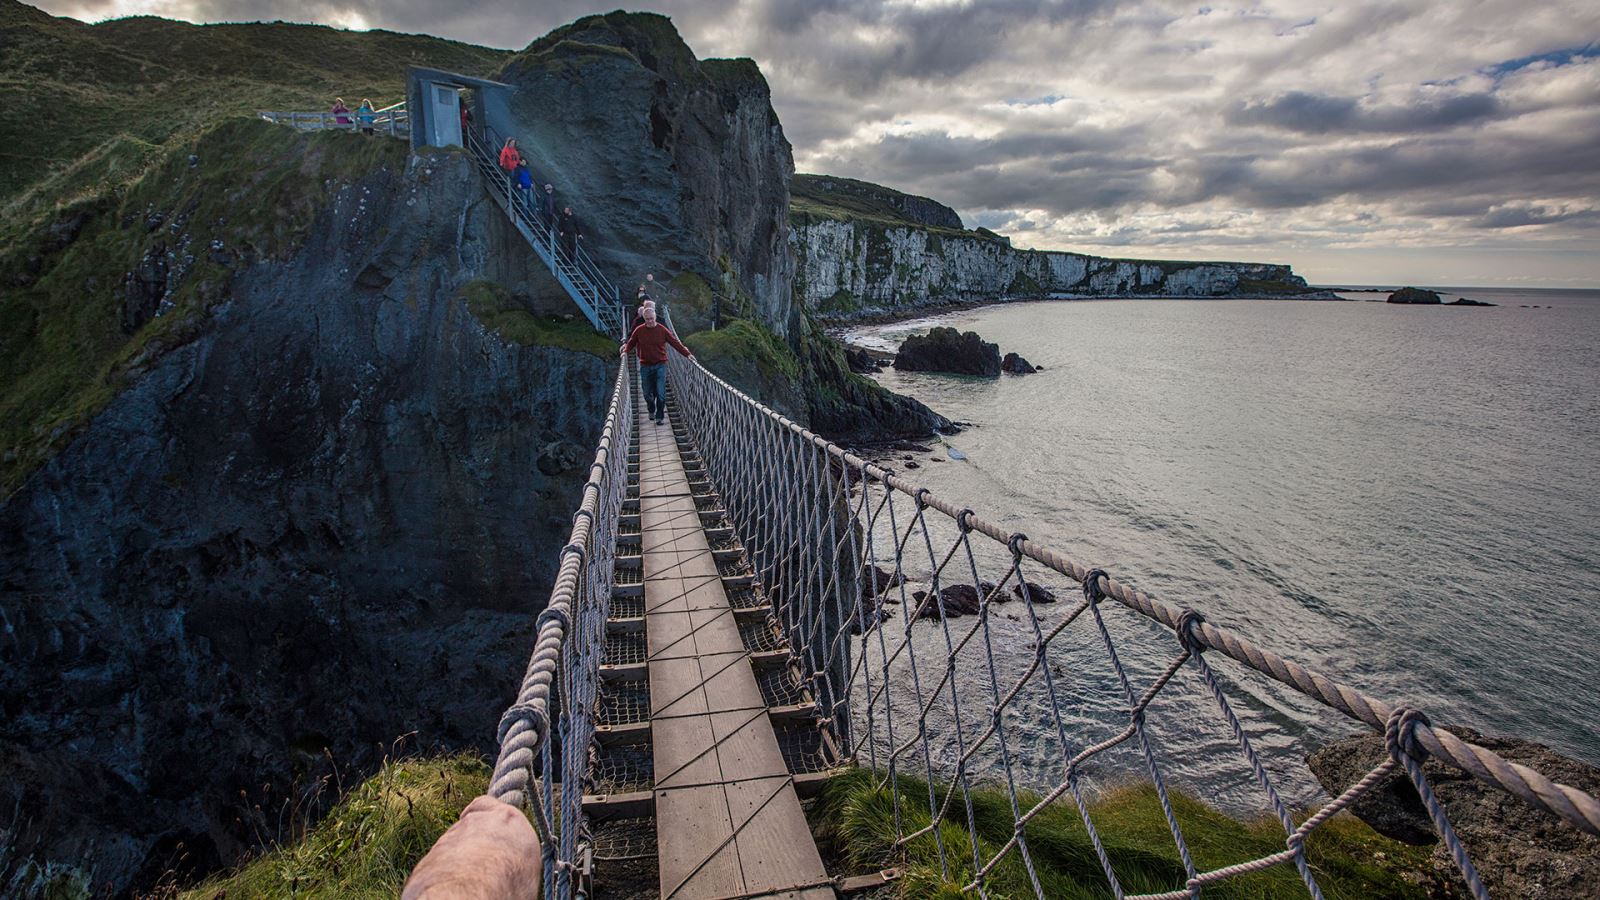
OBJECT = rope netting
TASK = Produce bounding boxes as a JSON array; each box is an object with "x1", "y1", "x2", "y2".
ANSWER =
[
  {"x1": 486, "y1": 335, "x2": 1597, "y2": 899},
  {"x1": 487, "y1": 358, "x2": 633, "y2": 900},
  {"x1": 661, "y1": 349, "x2": 1600, "y2": 900}
]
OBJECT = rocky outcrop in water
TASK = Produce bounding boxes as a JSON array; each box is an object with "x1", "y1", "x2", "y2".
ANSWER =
[
  {"x1": 791, "y1": 211, "x2": 1328, "y2": 320},
  {"x1": 894, "y1": 327, "x2": 1001, "y2": 376},
  {"x1": 0, "y1": 148, "x2": 610, "y2": 895},
  {"x1": 1449, "y1": 296, "x2": 1496, "y2": 306},
  {"x1": 1387, "y1": 286, "x2": 1442, "y2": 304},
  {"x1": 1001, "y1": 352, "x2": 1036, "y2": 374},
  {"x1": 1308, "y1": 728, "x2": 1600, "y2": 898}
]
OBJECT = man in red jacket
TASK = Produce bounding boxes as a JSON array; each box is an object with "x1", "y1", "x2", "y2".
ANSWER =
[{"x1": 620, "y1": 306, "x2": 693, "y2": 425}]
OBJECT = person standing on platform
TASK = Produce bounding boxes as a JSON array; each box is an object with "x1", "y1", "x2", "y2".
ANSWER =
[
  {"x1": 620, "y1": 306, "x2": 693, "y2": 425},
  {"x1": 498, "y1": 138, "x2": 522, "y2": 173}
]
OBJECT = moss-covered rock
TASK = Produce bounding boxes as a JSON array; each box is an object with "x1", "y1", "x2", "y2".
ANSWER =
[
  {"x1": 0, "y1": 4, "x2": 507, "y2": 216},
  {"x1": 812, "y1": 767, "x2": 1444, "y2": 899},
  {"x1": 0, "y1": 118, "x2": 406, "y2": 496},
  {"x1": 460, "y1": 280, "x2": 617, "y2": 357},
  {"x1": 685, "y1": 316, "x2": 948, "y2": 442}
]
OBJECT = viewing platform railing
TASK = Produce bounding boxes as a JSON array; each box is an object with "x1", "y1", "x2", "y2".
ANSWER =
[{"x1": 258, "y1": 101, "x2": 408, "y2": 137}]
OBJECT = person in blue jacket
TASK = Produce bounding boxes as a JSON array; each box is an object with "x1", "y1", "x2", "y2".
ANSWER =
[{"x1": 514, "y1": 162, "x2": 533, "y2": 211}]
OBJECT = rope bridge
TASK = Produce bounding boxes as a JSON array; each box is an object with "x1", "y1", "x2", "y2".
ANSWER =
[{"x1": 485, "y1": 350, "x2": 1600, "y2": 899}]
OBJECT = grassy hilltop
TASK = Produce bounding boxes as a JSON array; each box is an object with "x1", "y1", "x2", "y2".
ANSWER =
[
  {"x1": 0, "y1": 1, "x2": 511, "y2": 495},
  {"x1": 0, "y1": 0, "x2": 508, "y2": 216}
]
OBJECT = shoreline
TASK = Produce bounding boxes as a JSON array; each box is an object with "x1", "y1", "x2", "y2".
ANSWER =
[{"x1": 818, "y1": 289, "x2": 1348, "y2": 336}]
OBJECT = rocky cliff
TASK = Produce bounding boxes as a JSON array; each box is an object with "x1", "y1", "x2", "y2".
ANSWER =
[
  {"x1": 485, "y1": 12, "x2": 941, "y2": 439},
  {"x1": 490, "y1": 12, "x2": 795, "y2": 338},
  {"x1": 790, "y1": 181, "x2": 1325, "y2": 319},
  {"x1": 0, "y1": 124, "x2": 613, "y2": 894},
  {"x1": 792, "y1": 173, "x2": 964, "y2": 231}
]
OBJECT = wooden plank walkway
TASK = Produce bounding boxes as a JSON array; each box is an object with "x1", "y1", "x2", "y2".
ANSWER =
[{"x1": 638, "y1": 410, "x2": 833, "y2": 900}]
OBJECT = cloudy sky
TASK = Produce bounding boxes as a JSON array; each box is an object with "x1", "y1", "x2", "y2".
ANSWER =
[{"x1": 37, "y1": 0, "x2": 1600, "y2": 287}]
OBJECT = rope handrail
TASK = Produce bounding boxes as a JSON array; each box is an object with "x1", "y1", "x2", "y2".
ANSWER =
[
  {"x1": 659, "y1": 343, "x2": 1599, "y2": 899},
  {"x1": 487, "y1": 357, "x2": 632, "y2": 899}
]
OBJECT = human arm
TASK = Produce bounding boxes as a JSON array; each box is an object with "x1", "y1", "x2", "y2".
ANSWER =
[
  {"x1": 664, "y1": 328, "x2": 694, "y2": 360},
  {"x1": 619, "y1": 325, "x2": 640, "y2": 357},
  {"x1": 401, "y1": 795, "x2": 540, "y2": 900}
]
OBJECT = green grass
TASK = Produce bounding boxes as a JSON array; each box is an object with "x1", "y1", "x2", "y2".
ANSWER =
[
  {"x1": 458, "y1": 280, "x2": 617, "y2": 357},
  {"x1": 0, "y1": 1, "x2": 508, "y2": 218},
  {"x1": 0, "y1": 117, "x2": 406, "y2": 496},
  {"x1": 166, "y1": 755, "x2": 1437, "y2": 900},
  {"x1": 685, "y1": 317, "x2": 802, "y2": 380},
  {"x1": 790, "y1": 173, "x2": 961, "y2": 232},
  {"x1": 811, "y1": 767, "x2": 1438, "y2": 899},
  {"x1": 177, "y1": 754, "x2": 494, "y2": 899}
]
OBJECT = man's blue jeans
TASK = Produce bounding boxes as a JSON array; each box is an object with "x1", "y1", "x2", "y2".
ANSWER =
[{"x1": 641, "y1": 363, "x2": 667, "y2": 422}]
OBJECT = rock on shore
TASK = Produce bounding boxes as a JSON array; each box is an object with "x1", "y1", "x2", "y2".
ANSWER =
[{"x1": 1307, "y1": 728, "x2": 1600, "y2": 898}]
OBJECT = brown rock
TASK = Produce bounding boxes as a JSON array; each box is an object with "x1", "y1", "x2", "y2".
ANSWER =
[{"x1": 1308, "y1": 728, "x2": 1600, "y2": 898}]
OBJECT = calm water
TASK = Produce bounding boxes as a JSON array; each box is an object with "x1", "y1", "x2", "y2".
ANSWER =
[{"x1": 843, "y1": 288, "x2": 1600, "y2": 809}]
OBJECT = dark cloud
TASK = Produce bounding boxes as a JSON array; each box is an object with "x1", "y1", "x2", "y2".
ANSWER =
[
  {"x1": 1228, "y1": 90, "x2": 1503, "y2": 134},
  {"x1": 1473, "y1": 205, "x2": 1600, "y2": 229},
  {"x1": 32, "y1": 0, "x2": 1600, "y2": 280}
]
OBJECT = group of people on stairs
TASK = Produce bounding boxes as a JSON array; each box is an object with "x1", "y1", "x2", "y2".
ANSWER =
[
  {"x1": 490, "y1": 127, "x2": 696, "y2": 429},
  {"x1": 497, "y1": 137, "x2": 585, "y2": 260}
]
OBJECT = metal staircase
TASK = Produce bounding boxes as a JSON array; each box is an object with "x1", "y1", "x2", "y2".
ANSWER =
[{"x1": 465, "y1": 126, "x2": 627, "y2": 338}]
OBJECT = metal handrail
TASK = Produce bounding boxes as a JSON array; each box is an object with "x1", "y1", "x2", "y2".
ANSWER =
[
  {"x1": 259, "y1": 102, "x2": 408, "y2": 138},
  {"x1": 470, "y1": 124, "x2": 624, "y2": 336}
]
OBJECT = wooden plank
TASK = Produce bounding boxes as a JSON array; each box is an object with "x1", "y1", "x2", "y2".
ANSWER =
[
  {"x1": 656, "y1": 784, "x2": 744, "y2": 898},
  {"x1": 723, "y1": 774, "x2": 830, "y2": 896},
  {"x1": 648, "y1": 654, "x2": 713, "y2": 719},
  {"x1": 651, "y1": 713, "x2": 722, "y2": 788},
  {"x1": 709, "y1": 709, "x2": 789, "y2": 781},
  {"x1": 639, "y1": 404, "x2": 830, "y2": 900},
  {"x1": 646, "y1": 573, "x2": 734, "y2": 616}
]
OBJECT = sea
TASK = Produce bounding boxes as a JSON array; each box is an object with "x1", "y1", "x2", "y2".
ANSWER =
[{"x1": 839, "y1": 287, "x2": 1600, "y2": 812}]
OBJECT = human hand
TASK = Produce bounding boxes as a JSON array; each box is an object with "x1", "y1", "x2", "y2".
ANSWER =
[{"x1": 402, "y1": 795, "x2": 540, "y2": 900}]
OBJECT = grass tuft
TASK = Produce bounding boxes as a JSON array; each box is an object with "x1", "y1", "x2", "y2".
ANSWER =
[
  {"x1": 175, "y1": 754, "x2": 493, "y2": 900},
  {"x1": 810, "y1": 767, "x2": 1440, "y2": 899}
]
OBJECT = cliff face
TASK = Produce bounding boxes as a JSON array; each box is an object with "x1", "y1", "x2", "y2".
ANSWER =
[
  {"x1": 491, "y1": 12, "x2": 796, "y2": 337},
  {"x1": 0, "y1": 142, "x2": 612, "y2": 894},
  {"x1": 790, "y1": 207, "x2": 1321, "y2": 320}
]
